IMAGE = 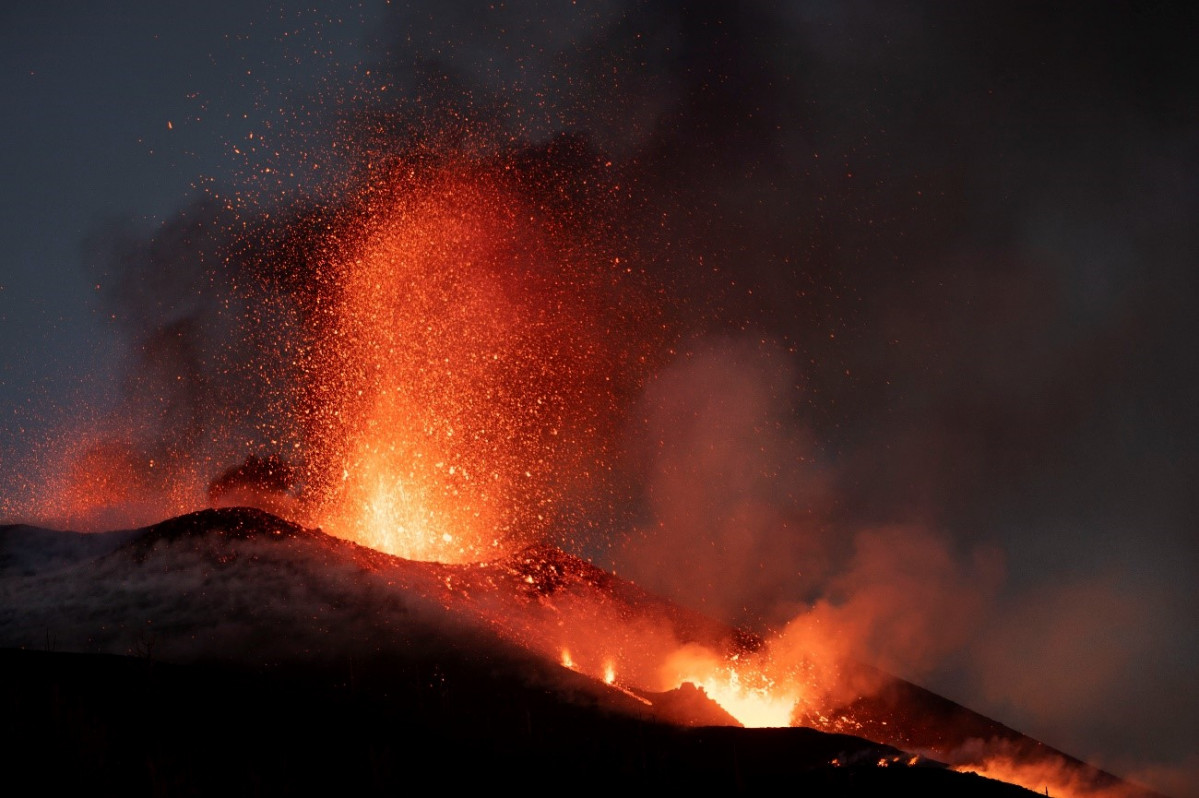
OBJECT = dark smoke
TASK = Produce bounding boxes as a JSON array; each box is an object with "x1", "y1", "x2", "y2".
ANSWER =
[
  {"x1": 65, "y1": 198, "x2": 303, "y2": 525},
  {"x1": 355, "y1": 2, "x2": 1198, "y2": 790},
  {"x1": 24, "y1": 2, "x2": 1198, "y2": 794}
]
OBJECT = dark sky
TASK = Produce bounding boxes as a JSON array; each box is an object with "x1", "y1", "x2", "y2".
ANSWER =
[{"x1": 1, "y1": 2, "x2": 1196, "y2": 795}]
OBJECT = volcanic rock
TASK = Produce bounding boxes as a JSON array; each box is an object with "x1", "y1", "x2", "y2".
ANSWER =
[{"x1": 0, "y1": 508, "x2": 1160, "y2": 796}]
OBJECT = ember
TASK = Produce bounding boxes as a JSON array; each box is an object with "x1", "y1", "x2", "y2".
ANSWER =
[
  {"x1": 1, "y1": 4, "x2": 1188, "y2": 797},
  {"x1": 273, "y1": 142, "x2": 666, "y2": 564}
]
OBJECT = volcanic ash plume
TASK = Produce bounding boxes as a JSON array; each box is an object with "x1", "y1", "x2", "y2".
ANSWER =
[
  {"x1": 9, "y1": 126, "x2": 667, "y2": 566},
  {"x1": 3, "y1": 2, "x2": 1194, "y2": 794}
]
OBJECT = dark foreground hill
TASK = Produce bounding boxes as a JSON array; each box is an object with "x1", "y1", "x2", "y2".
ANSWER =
[
  {"x1": 0, "y1": 508, "x2": 1156, "y2": 796},
  {"x1": 2, "y1": 648, "x2": 1030, "y2": 796}
]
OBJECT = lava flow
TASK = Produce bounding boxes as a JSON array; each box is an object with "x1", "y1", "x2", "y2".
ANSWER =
[
  {"x1": 0, "y1": 127, "x2": 1156, "y2": 798},
  {"x1": 661, "y1": 646, "x2": 807, "y2": 728},
  {"x1": 274, "y1": 142, "x2": 839, "y2": 732}
]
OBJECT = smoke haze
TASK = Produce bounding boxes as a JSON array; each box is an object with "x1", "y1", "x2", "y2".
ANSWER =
[{"x1": 1, "y1": 2, "x2": 1195, "y2": 794}]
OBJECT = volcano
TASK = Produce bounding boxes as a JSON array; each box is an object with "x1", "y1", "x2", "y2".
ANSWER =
[{"x1": 0, "y1": 508, "x2": 1158, "y2": 796}]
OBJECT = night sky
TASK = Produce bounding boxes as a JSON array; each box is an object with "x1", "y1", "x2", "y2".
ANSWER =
[{"x1": 2, "y1": 2, "x2": 1196, "y2": 795}]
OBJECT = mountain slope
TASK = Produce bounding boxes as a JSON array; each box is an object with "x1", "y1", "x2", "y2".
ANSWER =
[{"x1": 0, "y1": 508, "x2": 1156, "y2": 796}]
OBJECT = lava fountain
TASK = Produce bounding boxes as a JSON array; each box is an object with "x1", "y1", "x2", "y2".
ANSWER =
[
  {"x1": 0, "y1": 131, "x2": 1154, "y2": 798},
  {"x1": 286, "y1": 140, "x2": 664, "y2": 562}
]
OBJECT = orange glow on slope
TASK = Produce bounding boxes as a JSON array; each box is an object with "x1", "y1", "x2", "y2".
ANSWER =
[
  {"x1": 662, "y1": 644, "x2": 808, "y2": 728},
  {"x1": 603, "y1": 660, "x2": 617, "y2": 685},
  {"x1": 952, "y1": 754, "x2": 1137, "y2": 798},
  {"x1": 954, "y1": 758, "x2": 1081, "y2": 797},
  {"x1": 9, "y1": 431, "x2": 207, "y2": 533}
]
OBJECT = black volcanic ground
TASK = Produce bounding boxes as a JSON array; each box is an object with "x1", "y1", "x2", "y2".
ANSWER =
[{"x1": 0, "y1": 508, "x2": 1150, "y2": 796}]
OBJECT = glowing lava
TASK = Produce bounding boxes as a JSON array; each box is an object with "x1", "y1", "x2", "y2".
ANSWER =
[
  {"x1": 602, "y1": 659, "x2": 617, "y2": 685},
  {"x1": 663, "y1": 644, "x2": 806, "y2": 728},
  {"x1": 293, "y1": 148, "x2": 659, "y2": 562}
]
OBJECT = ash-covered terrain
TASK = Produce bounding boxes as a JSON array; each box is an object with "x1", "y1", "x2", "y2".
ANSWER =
[{"x1": 0, "y1": 508, "x2": 1158, "y2": 796}]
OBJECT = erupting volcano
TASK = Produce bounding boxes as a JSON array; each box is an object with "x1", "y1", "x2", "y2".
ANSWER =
[
  {"x1": 0, "y1": 505, "x2": 1157, "y2": 797},
  {"x1": 0, "y1": 143, "x2": 1162, "y2": 794},
  {"x1": 3, "y1": 2, "x2": 1193, "y2": 797}
]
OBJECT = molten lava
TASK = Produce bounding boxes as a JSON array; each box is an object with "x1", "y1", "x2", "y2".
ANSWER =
[
  {"x1": 2, "y1": 124, "x2": 1142, "y2": 798},
  {"x1": 660, "y1": 643, "x2": 818, "y2": 728},
  {"x1": 290, "y1": 146, "x2": 660, "y2": 562}
]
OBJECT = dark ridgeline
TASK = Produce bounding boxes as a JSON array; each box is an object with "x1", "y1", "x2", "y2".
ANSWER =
[{"x1": 0, "y1": 508, "x2": 1160, "y2": 797}]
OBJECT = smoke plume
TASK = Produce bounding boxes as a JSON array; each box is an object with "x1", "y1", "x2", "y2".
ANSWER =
[{"x1": 6, "y1": 2, "x2": 1196, "y2": 793}]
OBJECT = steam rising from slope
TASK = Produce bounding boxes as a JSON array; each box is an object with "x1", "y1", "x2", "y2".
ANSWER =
[{"x1": 2, "y1": 2, "x2": 1196, "y2": 794}]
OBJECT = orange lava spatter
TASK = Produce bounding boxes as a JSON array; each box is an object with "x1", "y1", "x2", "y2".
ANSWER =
[{"x1": 292, "y1": 144, "x2": 660, "y2": 562}]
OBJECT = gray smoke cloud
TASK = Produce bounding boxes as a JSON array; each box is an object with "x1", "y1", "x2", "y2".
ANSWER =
[
  {"x1": 365, "y1": 2, "x2": 1194, "y2": 791},
  {"x1": 3, "y1": 2, "x2": 1194, "y2": 793}
]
